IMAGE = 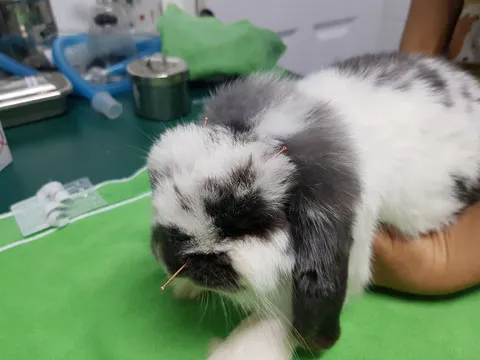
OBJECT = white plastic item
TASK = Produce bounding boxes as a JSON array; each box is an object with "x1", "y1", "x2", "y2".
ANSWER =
[
  {"x1": 43, "y1": 201, "x2": 67, "y2": 216},
  {"x1": 47, "y1": 210, "x2": 69, "y2": 228},
  {"x1": 91, "y1": 91, "x2": 123, "y2": 119},
  {"x1": 87, "y1": 0, "x2": 137, "y2": 61},
  {"x1": 36, "y1": 181, "x2": 64, "y2": 203},
  {"x1": 64, "y1": 42, "x2": 91, "y2": 70},
  {"x1": 63, "y1": 178, "x2": 107, "y2": 219},
  {"x1": 54, "y1": 189, "x2": 72, "y2": 204},
  {"x1": 83, "y1": 66, "x2": 109, "y2": 84},
  {"x1": 0, "y1": 121, "x2": 12, "y2": 172},
  {"x1": 10, "y1": 178, "x2": 107, "y2": 237}
]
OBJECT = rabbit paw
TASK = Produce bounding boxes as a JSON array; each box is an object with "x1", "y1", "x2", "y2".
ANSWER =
[{"x1": 206, "y1": 316, "x2": 292, "y2": 360}]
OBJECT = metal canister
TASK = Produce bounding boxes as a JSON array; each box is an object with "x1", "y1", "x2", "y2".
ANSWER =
[{"x1": 126, "y1": 54, "x2": 191, "y2": 121}]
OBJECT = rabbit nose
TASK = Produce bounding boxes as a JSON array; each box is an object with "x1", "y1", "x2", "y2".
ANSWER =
[
  {"x1": 297, "y1": 305, "x2": 342, "y2": 350},
  {"x1": 309, "y1": 334, "x2": 339, "y2": 350}
]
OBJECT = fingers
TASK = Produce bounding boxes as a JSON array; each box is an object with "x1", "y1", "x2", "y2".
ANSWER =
[
  {"x1": 372, "y1": 229, "x2": 441, "y2": 295},
  {"x1": 372, "y1": 203, "x2": 480, "y2": 295},
  {"x1": 400, "y1": 0, "x2": 463, "y2": 56}
]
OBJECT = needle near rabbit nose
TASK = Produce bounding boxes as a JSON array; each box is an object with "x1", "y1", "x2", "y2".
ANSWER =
[{"x1": 161, "y1": 263, "x2": 188, "y2": 291}]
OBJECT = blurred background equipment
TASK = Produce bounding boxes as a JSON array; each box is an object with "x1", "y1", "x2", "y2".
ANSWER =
[{"x1": 0, "y1": 0, "x2": 58, "y2": 69}]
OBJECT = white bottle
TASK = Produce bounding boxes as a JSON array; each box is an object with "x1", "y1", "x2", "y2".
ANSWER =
[{"x1": 87, "y1": 0, "x2": 136, "y2": 65}]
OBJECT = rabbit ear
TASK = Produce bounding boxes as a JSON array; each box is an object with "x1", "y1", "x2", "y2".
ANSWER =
[
  {"x1": 289, "y1": 198, "x2": 354, "y2": 349},
  {"x1": 283, "y1": 117, "x2": 360, "y2": 350}
]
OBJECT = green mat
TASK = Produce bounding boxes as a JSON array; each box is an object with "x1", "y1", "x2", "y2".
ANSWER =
[{"x1": 1, "y1": 168, "x2": 479, "y2": 360}]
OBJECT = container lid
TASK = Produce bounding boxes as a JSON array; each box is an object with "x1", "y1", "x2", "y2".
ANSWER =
[{"x1": 127, "y1": 54, "x2": 189, "y2": 85}]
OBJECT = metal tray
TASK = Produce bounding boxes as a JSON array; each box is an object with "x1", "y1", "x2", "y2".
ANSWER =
[{"x1": 0, "y1": 72, "x2": 72, "y2": 128}]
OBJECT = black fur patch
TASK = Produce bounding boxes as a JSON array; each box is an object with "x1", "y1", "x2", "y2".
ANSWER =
[
  {"x1": 461, "y1": 85, "x2": 474, "y2": 112},
  {"x1": 462, "y1": 85, "x2": 472, "y2": 100},
  {"x1": 183, "y1": 252, "x2": 241, "y2": 290},
  {"x1": 173, "y1": 184, "x2": 192, "y2": 212},
  {"x1": 203, "y1": 76, "x2": 294, "y2": 137},
  {"x1": 416, "y1": 64, "x2": 447, "y2": 92},
  {"x1": 334, "y1": 52, "x2": 416, "y2": 85},
  {"x1": 148, "y1": 169, "x2": 161, "y2": 189},
  {"x1": 335, "y1": 52, "x2": 409, "y2": 73},
  {"x1": 452, "y1": 175, "x2": 480, "y2": 209},
  {"x1": 283, "y1": 103, "x2": 361, "y2": 350},
  {"x1": 334, "y1": 52, "x2": 455, "y2": 107},
  {"x1": 204, "y1": 159, "x2": 285, "y2": 239},
  {"x1": 416, "y1": 64, "x2": 454, "y2": 107},
  {"x1": 151, "y1": 225, "x2": 240, "y2": 290},
  {"x1": 151, "y1": 225, "x2": 191, "y2": 272},
  {"x1": 394, "y1": 80, "x2": 412, "y2": 91}
]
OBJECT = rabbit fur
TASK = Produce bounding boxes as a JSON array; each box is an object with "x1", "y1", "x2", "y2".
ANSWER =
[{"x1": 147, "y1": 52, "x2": 480, "y2": 360}]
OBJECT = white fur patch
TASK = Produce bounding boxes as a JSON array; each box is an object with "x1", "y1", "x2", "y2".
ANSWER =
[
  {"x1": 230, "y1": 230, "x2": 294, "y2": 295},
  {"x1": 207, "y1": 315, "x2": 293, "y2": 360}
]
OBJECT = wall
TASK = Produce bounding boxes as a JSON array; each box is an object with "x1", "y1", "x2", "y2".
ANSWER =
[
  {"x1": 49, "y1": 0, "x2": 411, "y2": 73},
  {"x1": 50, "y1": 0, "x2": 411, "y2": 46},
  {"x1": 377, "y1": 0, "x2": 411, "y2": 52},
  {"x1": 49, "y1": 0, "x2": 197, "y2": 34}
]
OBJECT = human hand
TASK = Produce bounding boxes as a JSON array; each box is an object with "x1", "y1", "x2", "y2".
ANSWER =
[
  {"x1": 372, "y1": 202, "x2": 480, "y2": 295},
  {"x1": 447, "y1": 14, "x2": 480, "y2": 60}
]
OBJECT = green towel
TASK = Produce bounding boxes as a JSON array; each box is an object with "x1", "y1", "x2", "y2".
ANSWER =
[
  {"x1": 156, "y1": 5, "x2": 287, "y2": 80},
  {"x1": 1, "y1": 168, "x2": 479, "y2": 360}
]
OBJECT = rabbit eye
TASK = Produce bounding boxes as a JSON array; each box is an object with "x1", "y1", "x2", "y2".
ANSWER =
[
  {"x1": 205, "y1": 190, "x2": 286, "y2": 239},
  {"x1": 165, "y1": 227, "x2": 192, "y2": 243}
]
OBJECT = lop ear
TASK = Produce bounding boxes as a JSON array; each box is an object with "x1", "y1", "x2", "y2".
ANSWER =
[
  {"x1": 283, "y1": 119, "x2": 360, "y2": 350},
  {"x1": 289, "y1": 197, "x2": 354, "y2": 349}
]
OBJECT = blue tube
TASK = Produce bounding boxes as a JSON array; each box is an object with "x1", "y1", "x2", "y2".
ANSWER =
[
  {"x1": 107, "y1": 47, "x2": 159, "y2": 76},
  {"x1": 54, "y1": 36, "x2": 125, "y2": 97},
  {"x1": 136, "y1": 37, "x2": 162, "y2": 51},
  {"x1": 107, "y1": 37, "x2": 161, "y2": 75},
  {"x1": 0, "y1": 53, "x2": 38, "y2": 77},
  {"x1": 53, "y1": 35, "x2": 95, "y2": 99},
  {"x1": 52, "y1": 34, "x2": 161, "y2": 118},
  {"x1": 52, "y1": 34, "x2": 161, "y2": 98}
]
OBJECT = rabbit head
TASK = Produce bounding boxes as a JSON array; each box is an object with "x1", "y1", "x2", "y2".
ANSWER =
[{"x1": 148, "y1": 74, "x2": 361, "y2": 351}]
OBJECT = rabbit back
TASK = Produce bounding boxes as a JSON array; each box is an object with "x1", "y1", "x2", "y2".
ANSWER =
[{"x1": 298, "y1": 53, "x2": 480, "y2": 236}]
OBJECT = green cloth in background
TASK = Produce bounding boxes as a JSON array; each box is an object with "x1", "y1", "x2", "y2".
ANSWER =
[
  {"x1": 0, "y1": 168, "x2": 479, "y2": 359},
  {"x1": 156, "y1": 5, "x2": 287, "y2": 80}
]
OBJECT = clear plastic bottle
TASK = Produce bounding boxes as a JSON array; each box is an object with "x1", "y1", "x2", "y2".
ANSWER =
[{"x1": 86, "y1": 0, "x2": 136, "y2": 68}]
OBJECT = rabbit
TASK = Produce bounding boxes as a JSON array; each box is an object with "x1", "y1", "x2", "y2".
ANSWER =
[{"x1": 147, "y1": 52, "x2": 480, "y2": 360}]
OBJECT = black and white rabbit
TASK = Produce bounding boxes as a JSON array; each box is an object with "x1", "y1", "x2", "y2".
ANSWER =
[{"x1": 147, "y1": 52, "x2": 480, "y2": 360}]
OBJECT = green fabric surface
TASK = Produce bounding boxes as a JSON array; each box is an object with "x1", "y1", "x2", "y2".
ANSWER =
[
  {"x1": 1, "y1": 168, "x2": 479, "y2": 360},
  {"x1": 157, "y1": 5, "x2": 287, "y2": 80}
]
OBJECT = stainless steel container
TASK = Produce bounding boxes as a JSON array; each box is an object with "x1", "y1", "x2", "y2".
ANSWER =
[
  {"x1": 0, "y1": 72, "x2": 72, "y2": 128},
  {"x1": 0, "y1": 0, "x2": 58, "y2": 62},
  {"x1": 126, "y1": 54, "x2": 191, "y2": 121}
]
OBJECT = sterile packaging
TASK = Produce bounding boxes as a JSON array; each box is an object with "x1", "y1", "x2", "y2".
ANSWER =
[
  {"x1": 10, "y1": 178, "x2": 107, "y2": 237},
  {"x1": 0, "y1": 121, "x2": 12, "y2": 172}
]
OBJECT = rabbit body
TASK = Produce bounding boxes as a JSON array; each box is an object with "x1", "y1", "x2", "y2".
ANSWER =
[
  {"x1": 148, "y1": 53, "x2": 480, "y2": 360},
  {"x1": 298, "y1": 53, "x2": 480, "y2": 296}
]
